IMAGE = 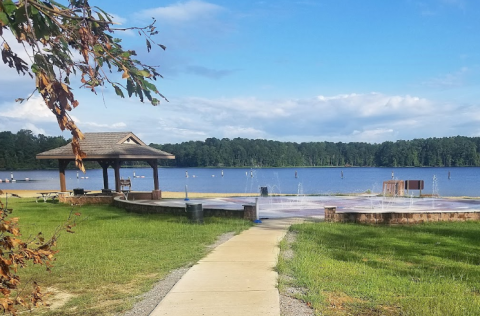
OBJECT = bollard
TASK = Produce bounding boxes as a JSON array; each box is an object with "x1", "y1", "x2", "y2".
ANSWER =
[{"x1": 184, "y1": 185, "x2": 190, "y2": 201}]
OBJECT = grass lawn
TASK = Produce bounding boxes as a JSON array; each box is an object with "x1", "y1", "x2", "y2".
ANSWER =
[
  {"x1": 3, "y1": 197, "x2": 252, "y2": 315},
  {"x1": 277, "y1": 221, "x2": 480, "y2": 316}
]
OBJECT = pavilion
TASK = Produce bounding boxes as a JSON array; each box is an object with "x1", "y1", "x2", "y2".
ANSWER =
[{"x1": 36, "y1": 132, "x2": 175, "y2": 197}]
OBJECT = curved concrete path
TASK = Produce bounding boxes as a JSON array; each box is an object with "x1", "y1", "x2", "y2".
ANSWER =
[{"x1": 150, "y1": 218, "x2": 300, "y2": 316}]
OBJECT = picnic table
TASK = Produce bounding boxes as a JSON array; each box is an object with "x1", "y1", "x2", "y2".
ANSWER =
[{"x1": 36, "y1": 192, "x2": 59, "y2": 203}]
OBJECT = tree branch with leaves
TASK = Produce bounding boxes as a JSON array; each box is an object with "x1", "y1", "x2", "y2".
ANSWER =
[
  {"x1": 0, "y1": 191, "x2": 82, "y2": 315},
  {"x1": 0, "y1": 0, "x2": 167, "y2": 172}
]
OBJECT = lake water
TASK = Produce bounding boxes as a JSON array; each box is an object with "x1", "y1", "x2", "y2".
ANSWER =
[{"x1": 0, "y1": 167, "x2": 479, "y2": 197}]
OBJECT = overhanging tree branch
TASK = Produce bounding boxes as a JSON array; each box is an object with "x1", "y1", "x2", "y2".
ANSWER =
[{"x1": 0, "y1": 0, "x2": 167, "y2": 172}]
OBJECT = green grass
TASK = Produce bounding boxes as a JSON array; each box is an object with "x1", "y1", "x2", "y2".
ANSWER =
[
  {"x1": 277, "y1": 221, "x2": 480, "y2": 316},
  {"x1": 4, "y1": 198, "x2": 252, "y2": 315}
]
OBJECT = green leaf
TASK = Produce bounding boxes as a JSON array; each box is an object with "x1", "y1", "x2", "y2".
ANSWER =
[
  {"x1": 143, "y1": 89, "x2": 152, "y2": 102},
  {"x1": 152, "y1": 98, "x2": 160, "y2": 106},
  {"x1": 93, "y1": 44, "x2": 104, "y2": 54},
  {"x1": 13, "y1": 6, "x2": 27, "y2": 24},
  {"x1": 113, "y1": 85, "x2": 124, "y2": 98},
  {"x1": 0, "y1": 12, "x2": 8, "y2": 26},
  {"x1": 126, "y1": 79, "x2": 134, "y2": 97},
  {"x1": 3, "y1": 0, "x2": 16, "y2": 15},
  {"x1": 143, "y1": 81, "x2": 158, "y2": 93},
  {"x1": 136, "y1": 83, "x2": 144, "y2": 102},
  {"x1": 137, "y1": 70, "x2": 151, "y2": 78},
  {"x1": 31, "y1": 64, "x2": 40, "y2": 74},
  {"x1": 30, "y1": 5, "x2": 39, "y2": 15}
]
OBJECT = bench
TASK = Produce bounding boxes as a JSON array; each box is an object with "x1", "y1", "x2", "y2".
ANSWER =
[
  {"x1": 120, "y1": 178, "x2": 132, "y2": 191},
  {"x1": 36, "y1": 192, "x2": 59, "y2": 203}
]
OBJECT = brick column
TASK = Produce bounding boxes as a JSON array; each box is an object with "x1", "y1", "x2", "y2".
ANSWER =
[
  {"x1": 324, "y1": 206, "x2": 337, "y2": 222},
  {"x1": 243, "y1": 204, "x2": 256, "y2": 221}
]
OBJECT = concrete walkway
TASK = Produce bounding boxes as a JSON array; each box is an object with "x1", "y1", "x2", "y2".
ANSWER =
[{"x1": 150, "y1": 218, "x2": 299, "y2": 316}]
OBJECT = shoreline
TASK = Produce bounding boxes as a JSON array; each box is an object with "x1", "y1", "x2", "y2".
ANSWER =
[
  {"x1": 0, "y1": 189, "x2": 258, "y2": 199},
  {"x1": 1, "y1": 189, "x2": 479, "y2": 200}
]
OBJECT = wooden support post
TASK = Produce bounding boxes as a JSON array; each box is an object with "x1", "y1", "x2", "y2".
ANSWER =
[
  {"x1": 114, "y1": 160, "x2": 121, "y2": 192},
  {"x1": 98, "y1": 160, "x2": 111, "y2": 190},
  {"x1": 147, "y1": 160, "x2": 159, "y2": 190},
  {"x1": 58, "y1": 160, "x2": 70, "y2": 192}
]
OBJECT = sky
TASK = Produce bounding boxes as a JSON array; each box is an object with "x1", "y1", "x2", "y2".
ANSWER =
[{"x1": 1, "y1": 0, "x2": 480, "y2": 145}]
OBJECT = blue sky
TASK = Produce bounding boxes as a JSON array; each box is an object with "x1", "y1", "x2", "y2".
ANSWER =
[{"x1": 1, "y1": 0, "x2": 480, "y2": 144}]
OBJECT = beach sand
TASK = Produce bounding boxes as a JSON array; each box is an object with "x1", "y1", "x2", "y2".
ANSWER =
[{"x1": 0, "y1": 189, "x2": 256, "y2": 199}]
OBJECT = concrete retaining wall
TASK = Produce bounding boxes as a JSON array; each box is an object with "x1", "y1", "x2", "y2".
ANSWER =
[
  {"x1": 126, "y1": 190, "x2": 162, "y2": 200},
  {"x1": 59, "y1": 195, "x2": 116, "y2": 205},
  {"x1": 324, "y1": 206, "x2": 480, "y2": 224},
  {"x1": 114, "y1": 197, "x2": 255, "y2": 220}
]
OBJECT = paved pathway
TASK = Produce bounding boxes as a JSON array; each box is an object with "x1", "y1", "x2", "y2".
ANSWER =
[{"x1": 150, "y1": 218, "x2": 299, "y2": 316}]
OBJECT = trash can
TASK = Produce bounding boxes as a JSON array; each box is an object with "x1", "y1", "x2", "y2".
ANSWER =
[
  {"x1": 73, "y1": 188, "x2": 85, "y2": 196},
  {"x1": 186, "y1": 203, "x2": 203, "y2": 224},
  {"x1": 260, "y1": 186, "x2": 268, "y2": 197}
]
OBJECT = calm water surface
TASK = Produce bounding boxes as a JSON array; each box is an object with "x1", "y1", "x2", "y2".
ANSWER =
[{"x1": 0, "y1": 167, "x2": 479, "y2": 197}]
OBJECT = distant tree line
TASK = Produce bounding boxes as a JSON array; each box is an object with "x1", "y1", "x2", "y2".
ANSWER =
[
  {"x1": 2, "y1": 130, "x2": 480, "y2": 169},
  {"x1": 0, "y1": 130, "x2": 68, "y2": 170},
  {"x1": 152, "y1": 136, "x2": 480, "y2": 168}
]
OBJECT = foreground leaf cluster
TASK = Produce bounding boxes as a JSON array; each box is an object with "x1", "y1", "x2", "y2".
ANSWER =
[{"x1": 0, "y1": 191, "x2": 79, "y2": 315}]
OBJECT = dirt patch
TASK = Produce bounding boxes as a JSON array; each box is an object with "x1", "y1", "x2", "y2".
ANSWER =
[
  {"x1": 324, "y1": 291, "x2": 400, "y2": 316},
  {"x1": 326, "y1": 291, "x2": 364, "y2": 310},
  {"x1": 40, "y1": 287, "x2": 76, "y2": 310}
]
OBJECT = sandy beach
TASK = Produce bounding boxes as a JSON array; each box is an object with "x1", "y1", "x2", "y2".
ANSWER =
[{"x1": 0, "y1": 189, "x2": 256, "y2": 199}]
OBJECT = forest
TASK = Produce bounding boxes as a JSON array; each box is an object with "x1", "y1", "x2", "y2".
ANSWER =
[
  {"x1": 0, "y1": 130, "x2": 68, "y2": 169},
  {"x1": 154, "y1": 136, "x2": 480, "y2": 168},
  {"x1": 2, "y1": 130, "x2": 480, "y2": 170}
]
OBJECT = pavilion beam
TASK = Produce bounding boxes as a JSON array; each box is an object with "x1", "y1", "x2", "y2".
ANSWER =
[
  {"x1": 58, "y1": 159, "x2": 70, "y2": 192},
  {"x1": 114, "y1": 160, "x2": 121, "y2": 192}
]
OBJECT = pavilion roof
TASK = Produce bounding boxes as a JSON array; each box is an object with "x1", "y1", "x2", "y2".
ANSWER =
[{"x1": 36, "y1": 132, "x2": 175, "y2": 160}]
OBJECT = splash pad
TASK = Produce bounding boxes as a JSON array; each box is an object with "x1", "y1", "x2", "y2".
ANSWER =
[{"x1": 122, "y1": 194, "x2": 480, "y2": 220}]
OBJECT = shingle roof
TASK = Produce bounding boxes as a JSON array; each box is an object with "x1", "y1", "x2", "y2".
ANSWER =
[{"x1": 36, "y1": 132, "x2": 175, "y2": 160}]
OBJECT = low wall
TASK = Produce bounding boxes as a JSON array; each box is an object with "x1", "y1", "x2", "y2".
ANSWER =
[
  {"x1": 59, "y1": 190, "x2": 161, "y2": 205},
  {"x1": 324, "y1": 206, "x2": 480, "y2": 224},
  {"x1": 114, "y1": 197, "x2": 256, "y2": 220},
  {"x1": 126, "y1": 190, "x2": 162, "y2": 200},
  {"x1": 59, "y1": 195, "x2": 116, "y2": 205}
]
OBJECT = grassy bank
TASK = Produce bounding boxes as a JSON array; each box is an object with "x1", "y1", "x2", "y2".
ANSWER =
[
  {"x1": 278, "y1": 221, "x2": 480, "y2": 316},
  {"x1": 4, "y1": 197, "x2": 252, "y2": 315}
]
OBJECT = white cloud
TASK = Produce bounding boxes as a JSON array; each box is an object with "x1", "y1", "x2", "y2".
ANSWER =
[
  {"x1": 82, "y1": 122, "x2": 127, "y2": 129},
  {"x1": 422, "y1": 67, "x2": 470, "y2": 89},
  {"x1": 2, "y1": 90, "x2": 477, "y2": 146},
  {"x1": 1, "y1": 96, "x2": 56, "y2": 122},
  {"x1": 130, "y1": 92, "x2": 447, "y2": 144},
  {"x1": 23, "y1": 123, "x2": 46, "y2": 136},
  {"x1": 222, "y1": 126, "x2": 266, "y2": 139},
  {"x1": 137, "y1": 0, "x2": 224, "y2": 24}
]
